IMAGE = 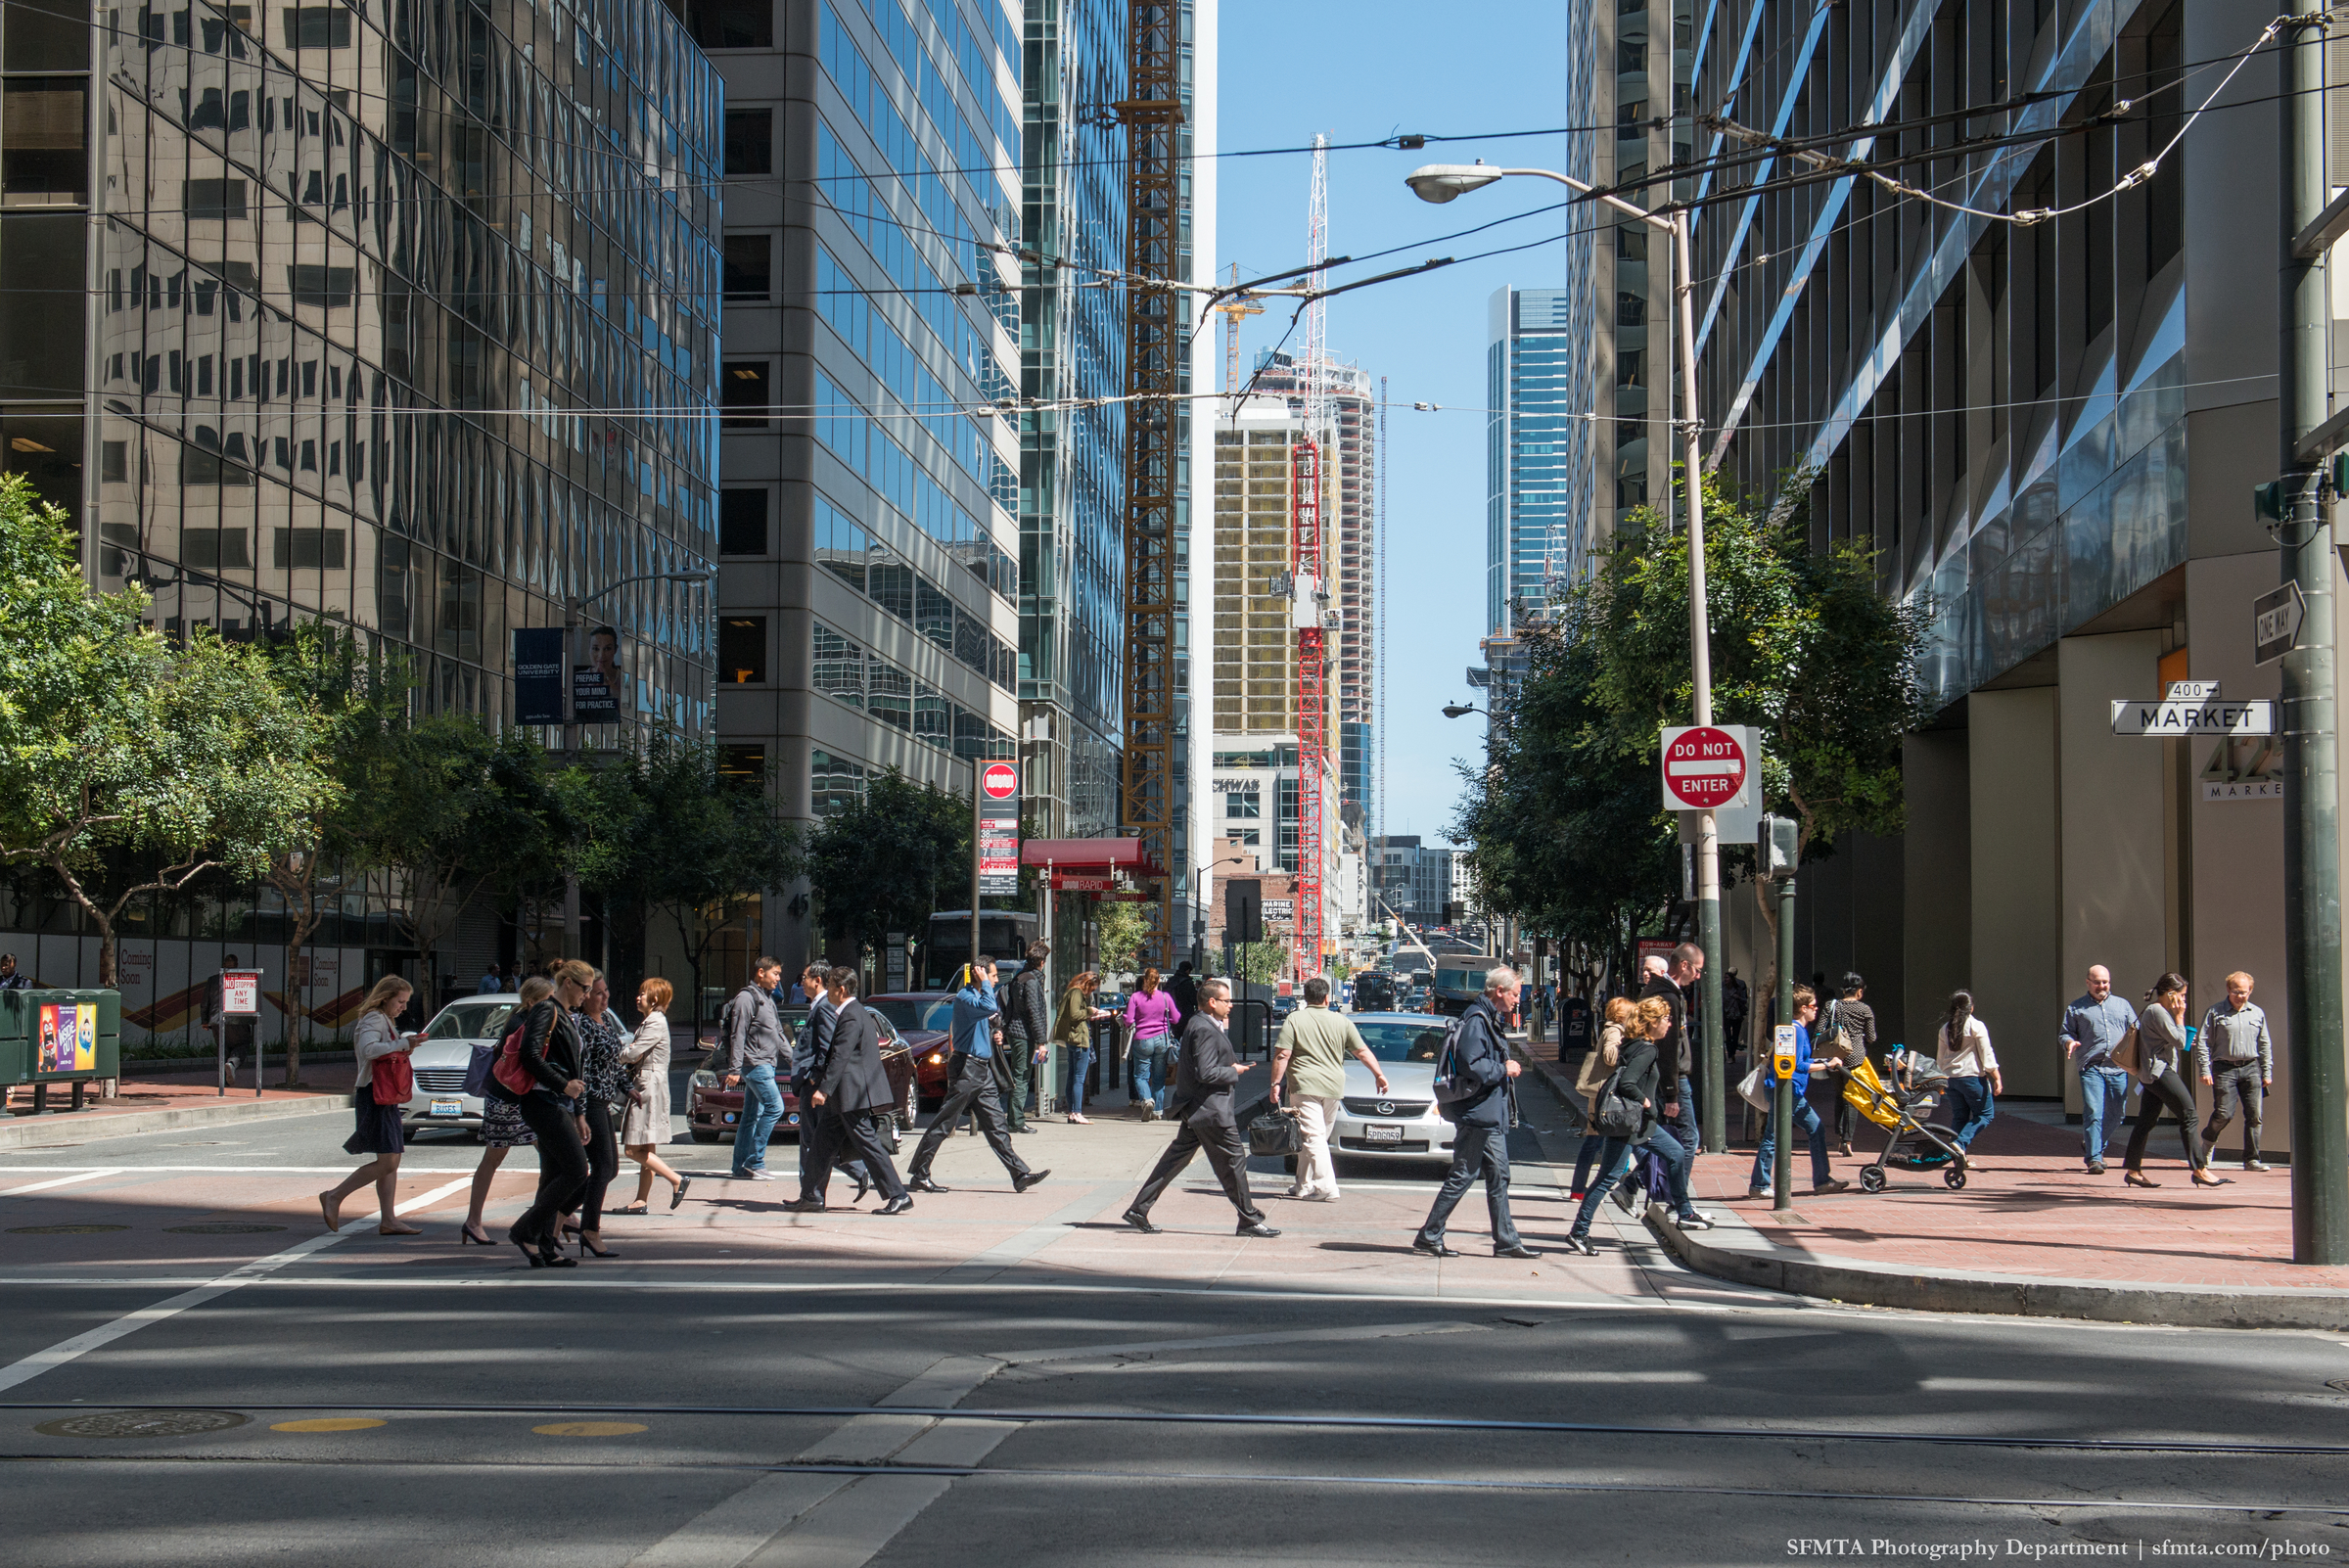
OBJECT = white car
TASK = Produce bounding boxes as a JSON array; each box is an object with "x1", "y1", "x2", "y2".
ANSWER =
[
  {"x1": 1321, "y1": 1012, "x2": 1459, "y2": 1169},
  {"x1": 400, "y1": 993, "x2": 526, "y2": 1135}
]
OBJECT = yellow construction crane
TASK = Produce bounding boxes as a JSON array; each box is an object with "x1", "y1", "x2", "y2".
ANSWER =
[{"x1": 1215, "y1": 262, "x2": 1265, "y2": 396}]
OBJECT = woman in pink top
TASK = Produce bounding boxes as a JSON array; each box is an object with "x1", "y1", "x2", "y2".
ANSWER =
[{"x1": 1123, "y1": 968, "x2": 1183, "y2": 1121}]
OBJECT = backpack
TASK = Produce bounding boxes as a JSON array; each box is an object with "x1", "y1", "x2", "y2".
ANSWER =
[{"x1": 1430, "y1": 1014, "x2": 1480, "y2": 1120}]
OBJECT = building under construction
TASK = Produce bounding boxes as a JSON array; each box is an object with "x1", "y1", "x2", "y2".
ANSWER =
[{"x1": 1243, "y1": 349, "x2": 1379, "y2": 836}]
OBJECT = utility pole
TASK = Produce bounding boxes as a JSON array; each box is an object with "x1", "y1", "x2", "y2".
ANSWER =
[
  {"x1": 2280, "y1": 17, "x2": 2348, "y2": 1266},
  {"x1": 1676, "y1": 211, "x2": 1726, "y2": 1157}
]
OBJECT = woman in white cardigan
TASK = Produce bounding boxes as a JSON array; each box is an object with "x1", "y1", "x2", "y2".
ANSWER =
[{"x1": 615, "y1": 977, "x2": 688, "y2": 1213}]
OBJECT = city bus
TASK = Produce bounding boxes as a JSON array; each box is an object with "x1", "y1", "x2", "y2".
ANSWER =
[{"x1": 920, "y1": 910, "x2": 1040, "y2": 990}]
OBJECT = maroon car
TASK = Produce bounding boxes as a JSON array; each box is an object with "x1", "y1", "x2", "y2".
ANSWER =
[
  {"x1": 865, "y1": 992, "x2": 970, "y2": 1108},
  {"x1": 687, "y1": 1006, "x2": 918, "y2": 1150}
]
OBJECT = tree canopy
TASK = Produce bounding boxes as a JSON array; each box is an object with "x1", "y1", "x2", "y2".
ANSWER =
[
  {"x1": 806, "y1": 769, "x2": 968, "y2": 963},
  {"x1": 0, "y1": 479, "x2": 336, "y2": 984},
  {"x1": 1455, "y1": 469, "x2": 1932, "y2": 989}
]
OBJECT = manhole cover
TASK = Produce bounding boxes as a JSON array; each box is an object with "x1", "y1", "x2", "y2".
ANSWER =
[
  {"x1": 36, "y1": 1409, "x2": 249, "y2": 1439},
  {"x1": 165, "y1": 1223, "x2": 286, "y2": 1234},
  {"x1": 7, "y1": 1224, "x2": 129, "y2": 1235}
]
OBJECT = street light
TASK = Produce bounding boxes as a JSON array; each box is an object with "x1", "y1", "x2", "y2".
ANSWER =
[
  {"x1": 1441, "y1": 702, "x2": 1481, "y2": 719},
  {"x1": 1408, "y1": 159, "x2": 1730, "y2": 1154}
]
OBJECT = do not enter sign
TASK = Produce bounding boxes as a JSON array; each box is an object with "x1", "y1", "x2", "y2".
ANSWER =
[
  {"x1": 981, "y1": 762, "x2": 1019, "y2": 800},
  {"x1": 1661, "y1": 725, "x2": 1749, "y2": 810}
]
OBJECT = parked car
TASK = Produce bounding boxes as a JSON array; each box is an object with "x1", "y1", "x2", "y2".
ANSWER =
[
  {"x1": 1308, "y1": 1011, "x2": 1457, "y2": 1170},
  {"x1": 400, "y1": 993, "x2": 525, "y2": 1137},
  {"x1": 863, "y1": 992, "x2": 961, "y2": 1108},
  {"x1": 687, "y1": 1009, "x2": 918, "y2": 1148}
]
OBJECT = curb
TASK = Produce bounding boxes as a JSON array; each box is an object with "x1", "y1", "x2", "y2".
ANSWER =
[
  {"x1": 0, "y1": 1095, "x2": 349, "y2": 1150},
  {"x1": 1508, "y1": 1037, "x2": 2347, "y2": 1329},
  {"x1": 1641, "y1": 1205, "x2": 2349, "y2": 1331}
]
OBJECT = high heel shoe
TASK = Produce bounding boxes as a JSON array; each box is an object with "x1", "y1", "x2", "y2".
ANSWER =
[
  {"x1": 509, "y1": 1229, "x2": 548, "y2": 1268},
  {"x1": 2124, "y1": 1171, "x2": 2159, "y2": 1188},
  {"x1": 2190, "y1": 1170, "x2": 2232, "y2": 1188},
  {"x1": 578, "y1": 1234, "x2": 619, "y2": 1258},
  {"x1": 460, "y1": 1222, "x2": 492, "y2": 1246}
]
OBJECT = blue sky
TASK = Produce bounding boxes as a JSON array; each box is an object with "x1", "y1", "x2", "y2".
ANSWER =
[{"x1": 1216, "y1": 0, "x2": 1578, "y2": 850}]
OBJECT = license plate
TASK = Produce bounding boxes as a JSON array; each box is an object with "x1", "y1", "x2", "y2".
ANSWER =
[
  {"x1": 430, "y1": 1099, "x2": 462, "y2": 1118},
  {"x1": 1363, "y1": 1124, "x2": 1403, "y2": 1144}
]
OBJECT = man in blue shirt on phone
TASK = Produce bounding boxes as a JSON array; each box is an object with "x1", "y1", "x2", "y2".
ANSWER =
[{"x1": 903, "y1": 959, "x2": 1048, "y2": 1196}]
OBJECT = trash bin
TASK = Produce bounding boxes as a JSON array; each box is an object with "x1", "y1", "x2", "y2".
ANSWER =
[{"x1": 0, "y1": 990, "x2": 32, "y2": 1089}]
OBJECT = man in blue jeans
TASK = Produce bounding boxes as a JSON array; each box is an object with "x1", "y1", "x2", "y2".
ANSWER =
[
  {"x1": 2060, "y1": 964, "x2": 2138, "y2": 1176},
  {"x1": 1747, "y1": 986, "x2": 1853, "y2": 1199},
  {"x1": 720, "y1": 957, "x2": 789, "y2": 1180}
]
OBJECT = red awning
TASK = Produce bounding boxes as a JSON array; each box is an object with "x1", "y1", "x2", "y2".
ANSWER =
[{"x1": 1019, "y1": 838, "x2": 1168, "y2": 878}]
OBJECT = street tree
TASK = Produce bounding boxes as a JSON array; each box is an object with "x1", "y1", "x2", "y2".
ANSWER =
[
  {"x1": 806, "y1": 769, "x2": 967, "y2": 972},
  {"x1": 1093, "y1": 900, "x2": 1149, "y2": 980},
  {"x1": 0, "y1": 479, "x2": 336, "y2": 986},
  {"x1": 564, "y1": 740, "x2": 802, "y2": 1026},
  {"x1": 1456, "y1": 468, "x2": 1931, "y2": 993},
  {"x1": 261, "y1": 623, "x2": 406, "y2": 1083},
  {"x1": 363, "y1": 715, "x2": 570, "y2": 975},
  {"x1": 1226, "y1": 940, "x2": 1284, "y2": 988}
]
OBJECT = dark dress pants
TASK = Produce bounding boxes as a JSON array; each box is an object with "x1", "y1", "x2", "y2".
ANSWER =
[
  {"x1": 511, "y1": 1090, "x2": 589, "y2": 1245},
  {"x1": 1415, "y1": 1120, "x2": 1522, "y2": 1251},
  {"x1": 802, "y1": 1101, "x2": 905, "y2": 1201},
  {"x1": 1128, "y1": 1103, "x2": 1263, "y2": 1223},
  {"x1": 794, "y1": 1075, "x2": 869, "y2": 1190},
  {"x1": 908, "y1": 1054, "x2": 1030, "y2": 1180},
  {"x1": 2124, "y1": 1067, "x2": 2204, "y2": 1171},
  {"x1": 574, "y1": 1096, "x2": 620, "y2": 1233}
]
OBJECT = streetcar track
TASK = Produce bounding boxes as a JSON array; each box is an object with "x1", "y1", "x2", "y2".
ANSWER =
[
  {"x1": 2, "y1": 1401, "x2": 2341, "y2": 1453},
  {"x1": 0, "y1": 1452, "x2": 2341, "y2": 1516}
]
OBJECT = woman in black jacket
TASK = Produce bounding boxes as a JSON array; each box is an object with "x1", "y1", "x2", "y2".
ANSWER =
[
  {"x1": 487, "y1": 958, "x2": 594, "y2": 1268},
  {"x1": 1562, "y1": 996, "x2": 1673, "y2": 1254}
]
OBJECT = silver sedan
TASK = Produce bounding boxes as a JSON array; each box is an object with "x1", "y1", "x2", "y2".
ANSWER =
[{"x1": 1319, "y1": 1012, "x2": 1459, "y2": 1169}]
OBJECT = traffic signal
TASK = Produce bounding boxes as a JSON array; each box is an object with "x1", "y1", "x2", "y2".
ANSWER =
[{"x1": 2254, "y1": 481, "x2": 2288, "y2": 523}]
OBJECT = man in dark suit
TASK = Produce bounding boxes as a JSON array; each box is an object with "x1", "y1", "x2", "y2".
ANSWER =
[
  {"x1": 1413, "y1": 965, "x2": 1539, "y2": 1259},
  {"x1": 792, "y1": 969, "x2": 911, "y2": 1214},
  {"x1": 996, "y1": 943, "x2": 1053, "y2": 1131},
  {"x1": 792, "y1": 966, "x2": 871, "y2": 1200},
  {"x1": 1124, "y1": 977, "x2": 1279, "y2": 1237}
]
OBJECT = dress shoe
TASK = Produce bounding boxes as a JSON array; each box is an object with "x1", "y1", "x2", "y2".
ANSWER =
[
  {"x1": 1012, "y1": 1169, "x2": 1051, "y2": 1193},
  {"x1": 2087, "y1": 1162, "x2": 2107, "y2": 1176},
  {"x1": 1122, "y1": 1210, "x2": 1162, "y2": 1233},
  {"x1": 1813, "y1": 1177, "x2": 1851, "y2": 1195},
  {"x1": 1494, "y1": 1243, "x2": 1543, "y2": 1259},
  {"x1": 876, "y1": 1194, "x2": 914, "y2": 1216},
  {"x1": 850, "y1": 1171, "x2": 871, "y2": 1204},
  {"x1": 782, "y1": 1198, "x2": 825, "y2": 1214},
  {"x1": 1410, "y1": 1237, "x2": 1461, "y2": 1258},
  {"x1": 1236, "y1": 1222, "x2": 1281, "y2": 1238},
  {"x1": 908, "y1": 1176, "x2": 951, "y2": 1194}
]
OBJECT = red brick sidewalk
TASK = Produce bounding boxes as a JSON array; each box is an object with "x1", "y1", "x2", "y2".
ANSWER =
[
  {"x1": 1699, "y1": 1099, "x2": 2347, "y2": 1292},
  {"x1": 5, "y1": 1061, "x2": 351, "y2": 1121}
]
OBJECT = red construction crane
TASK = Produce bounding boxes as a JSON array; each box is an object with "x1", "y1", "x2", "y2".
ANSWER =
[{"x1": 1290, "y1": 438, "x2": 1326, "y2": 981}]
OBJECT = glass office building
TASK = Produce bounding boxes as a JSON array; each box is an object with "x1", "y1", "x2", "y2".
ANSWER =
[
  {"x1": 69, "y1": 0, "x2": 723, "y2": 725},
  {"x1": 1485, "y1": 288, "x2": 1586, "y2": 631},
  {"x1": 0, "y1": 0, "x2": 722, "y2": 1025},
  {"x1": 697, "y1": 0, "x2": 1023, "y2": 856},
  {"x1": 1017, "y1": 0, "x2": 1123, "y2": 838}
]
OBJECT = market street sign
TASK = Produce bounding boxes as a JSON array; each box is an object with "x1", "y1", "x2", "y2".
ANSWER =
[
  {"x1": 2111, "y1": 697, "x2": 2275, "y2": 736},
  {"x1": 2254, "y1": 581, "x2": 2307, "y2": 667}
]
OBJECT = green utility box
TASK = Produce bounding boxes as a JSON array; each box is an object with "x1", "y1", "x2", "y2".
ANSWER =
[{"x1": 1, "y1": 989, "x2": 121, "y2": 1088}]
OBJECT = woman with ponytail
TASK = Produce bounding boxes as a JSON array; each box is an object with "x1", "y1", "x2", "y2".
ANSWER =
[{"x1": 1935, "y1": 991, "x2": 2002, "y2": 1154}]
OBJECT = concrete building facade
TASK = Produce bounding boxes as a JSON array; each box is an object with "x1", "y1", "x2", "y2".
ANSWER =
[{"x1": 1690, "y1": 0, "x2": 2341, "y2": 1156}]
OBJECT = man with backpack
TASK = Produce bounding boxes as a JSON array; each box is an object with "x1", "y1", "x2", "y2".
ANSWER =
[{"x1": 1411, "y1": 966, "x2": 1539, "y2": 1260}]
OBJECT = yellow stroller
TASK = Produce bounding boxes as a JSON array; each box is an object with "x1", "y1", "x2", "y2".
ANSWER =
[{"x1": 1841, "y1": 1055, "x2": 1971, "y2": 1192}]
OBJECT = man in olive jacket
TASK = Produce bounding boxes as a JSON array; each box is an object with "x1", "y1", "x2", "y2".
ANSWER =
[{"x1": 792, "y1": 969, "x2": 910, "y2": 1215}]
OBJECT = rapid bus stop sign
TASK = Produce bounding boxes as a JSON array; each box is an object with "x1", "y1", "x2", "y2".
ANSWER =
[
  {"x1": 1660, "y1": 725, "x2": 1749, "y2": 810},
  {"x1": 976, "y1": 762, "x2": 1021, "y2": 898}
]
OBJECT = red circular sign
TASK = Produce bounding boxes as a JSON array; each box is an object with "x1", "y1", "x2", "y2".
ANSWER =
[
  {"x1": 982, "y1": 762, "x2": 1019, "y2": 800},
  {"x1": 1663, "y1": 726, "x2": 1747, "y2": 809}
]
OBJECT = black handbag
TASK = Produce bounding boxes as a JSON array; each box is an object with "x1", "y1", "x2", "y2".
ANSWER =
[
  {"x1": 1246, "y1": 1102, "x2": 1303, "y2": 1157},
  {"x1": 1589, "y1": 1066, "x2": 1645, "y2": 1138}
]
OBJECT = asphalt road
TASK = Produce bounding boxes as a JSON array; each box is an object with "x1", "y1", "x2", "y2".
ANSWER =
[{"x1": 2, "y1": 1079, "x2": 2346, "y2": 1567}]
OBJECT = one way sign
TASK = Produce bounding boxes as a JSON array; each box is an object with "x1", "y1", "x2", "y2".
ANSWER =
[{"x1": 2253, "y1": 581, "x2": 2307, "y2": 668}]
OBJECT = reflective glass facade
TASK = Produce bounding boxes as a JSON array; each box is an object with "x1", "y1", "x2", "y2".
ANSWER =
[
  {"x1": 57, "y1": 0, "x2": 723, "y2": 727},
  {"x1": 1018, "y1": 0, "x2": 1123, "y2": 838},
  {"x1": 704, "y1": 0, "x2": 1023, "y2": 851},
  {"x1": 1485, "y1": 288, "x2": 1584, "y2": 631}
]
